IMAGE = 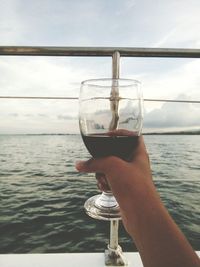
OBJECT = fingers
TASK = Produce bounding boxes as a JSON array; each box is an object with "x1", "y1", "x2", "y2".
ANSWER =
[
  {"x1": 75, "y1": 156, "x2": 126, "y2": 175},
  {"x1": 96, "y1": 173, "x2": 111, "y2": 192},
  {"x1": 75, "y1": 136, "x2": 149, "y2": 174},
  {"x1": 129, "y1": 135, "x2": 149, "y2": 162},
  {"x1": 133, "y1": 135, "x2": 146, "y2": 154}
]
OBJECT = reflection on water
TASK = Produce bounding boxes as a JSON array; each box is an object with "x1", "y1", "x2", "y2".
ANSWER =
[{"x1": 0, "y1": 134, "x2": 199, "y2": 253}]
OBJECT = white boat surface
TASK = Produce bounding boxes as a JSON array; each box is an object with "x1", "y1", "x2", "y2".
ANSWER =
[{"x1": 0, "y1": 252, "x2": 200, "y2": 267}]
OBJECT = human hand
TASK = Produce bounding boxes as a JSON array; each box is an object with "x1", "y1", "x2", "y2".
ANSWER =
[{"x1": 75, "y1": 135, "x2": 155, "y2": 234}]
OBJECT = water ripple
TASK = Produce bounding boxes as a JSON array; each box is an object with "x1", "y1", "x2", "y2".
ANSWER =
[{"x1": 0, "y1": 134, "x2": 199, "y2": 253}]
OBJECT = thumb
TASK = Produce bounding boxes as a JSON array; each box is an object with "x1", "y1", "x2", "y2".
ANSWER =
[{"x1": 75, "y1": 156, "x2": 126, "y2": 175}]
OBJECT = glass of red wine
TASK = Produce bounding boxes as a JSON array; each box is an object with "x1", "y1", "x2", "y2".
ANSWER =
[{"x1": 79, "y1": 78, "x2": 143, "y2": 220}]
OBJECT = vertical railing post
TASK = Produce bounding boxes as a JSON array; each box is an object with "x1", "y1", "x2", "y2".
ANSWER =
[
  {"x1": 105, "y1": 51, "x2": 127, "y2": 266},
  {"x1": 109, "y1": 50, "x2": 120, "y2": 252},
  {"x1": 112, "y1": 51, "x2": 120, "y2": 79}
]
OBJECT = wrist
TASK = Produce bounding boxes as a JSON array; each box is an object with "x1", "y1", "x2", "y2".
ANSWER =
[{"x1": 119, "y1": 182, "x2": 162, "y2": 236}]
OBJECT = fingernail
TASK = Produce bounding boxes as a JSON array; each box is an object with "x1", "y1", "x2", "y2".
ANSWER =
[
  {"x1": 75, "y1": 161, "x2": 85, "y2": 170},
  {"x1": 97, "y1": 181, "x2": 103, "y2": 192}
]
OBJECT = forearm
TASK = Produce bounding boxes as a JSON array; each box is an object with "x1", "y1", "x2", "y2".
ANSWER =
[
  {"x1": 75, "y1": 138, "x2": 200, "y2": 267},
  {"x1": 118, "y1": 184, "x2": 200, "y2": 267}
]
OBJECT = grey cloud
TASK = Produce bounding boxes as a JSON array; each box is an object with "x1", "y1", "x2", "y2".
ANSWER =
[
  {"x1": 57, "y1": 115, "x2": 76, "y2": 120},
  {"x1": 23, "y1": 114, "x2": 48, "y2": 118},
  {"x1": 24, "y1": 114, "x2": 34, "y2": 117},
  {"x1": 38, "y1": 114, "x2": 48, "y2": 117},
  {"x1": 144, "y1": 101, "x2": 200, "y2": 128},
  {"x1": 8, "y1": 113, "x2": 19, "y2": 117}
]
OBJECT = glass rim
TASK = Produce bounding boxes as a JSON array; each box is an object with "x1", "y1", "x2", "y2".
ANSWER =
[{"x1": 81, "y1": 78, "x2": 141, "y2": 88}]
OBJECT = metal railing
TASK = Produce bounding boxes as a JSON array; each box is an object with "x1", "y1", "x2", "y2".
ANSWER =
[
  {"x1": 0, "y1": 46, "x2": 200, "y2": 104},
  {"x1": 1, "y1": 46, "x2": 200, "y2": 58}
]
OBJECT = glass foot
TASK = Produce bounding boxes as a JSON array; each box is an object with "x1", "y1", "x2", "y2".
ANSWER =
[{"x1": 84, "y1": 193, "x2": 121, "y2": 221}]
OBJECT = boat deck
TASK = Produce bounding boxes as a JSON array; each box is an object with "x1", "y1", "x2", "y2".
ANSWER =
[
  {"x1": 0, "y1": 253, "x2": 141, "y2": 267},
  {"x1": 0, "y1": 252, "x2": 200, "y2": 267}
]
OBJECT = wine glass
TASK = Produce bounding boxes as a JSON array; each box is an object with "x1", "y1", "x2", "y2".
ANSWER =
[{"x1": 79, "y1": 78, "x2": 143, "y2": 220}]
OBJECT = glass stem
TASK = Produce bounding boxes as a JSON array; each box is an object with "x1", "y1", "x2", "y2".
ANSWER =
[{"x1": 95, "y1": 191, "x2": 118, "y2": 208}]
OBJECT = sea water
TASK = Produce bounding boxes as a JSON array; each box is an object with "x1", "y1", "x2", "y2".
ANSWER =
[{"x1": 0, "y1": 134, "x2": 199, "y2": 253}]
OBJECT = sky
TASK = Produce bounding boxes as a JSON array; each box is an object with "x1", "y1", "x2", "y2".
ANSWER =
[{"x1": 0, "y1": 0, "x2": 200, "y2": 133}]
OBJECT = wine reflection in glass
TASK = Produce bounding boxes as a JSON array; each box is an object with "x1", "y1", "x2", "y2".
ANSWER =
[{"x1": 79, "y1": 78, "x2": 143, "y2": 220}]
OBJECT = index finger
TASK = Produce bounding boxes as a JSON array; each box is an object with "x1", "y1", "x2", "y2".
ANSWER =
[{"x1": 127, "y1": 135, "x2": 149, "y2": 163}]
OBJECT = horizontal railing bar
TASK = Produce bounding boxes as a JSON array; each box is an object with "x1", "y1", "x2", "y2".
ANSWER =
[
  {"x1": 0, "y1": 96, "x2": 78, "y2": 100},
  {"x1": 0, "y1": 46, "x2": 200, "y2": 58},
  {"x1": 0, "y1": 96, "x2": 199, "y2": 103},
  {"x1": 144, "y1": 99, "x2": 200, "y2": 103}
]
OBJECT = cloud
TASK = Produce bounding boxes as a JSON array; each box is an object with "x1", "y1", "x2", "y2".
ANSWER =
[
  {"x1": 153, "y1": 27, "x2": 178, "y2": 47},
  {"x1": 0, "y1": 56, "x2": 111, "y2": 98},
  {"x1": 0, "y1": 110, "x2": 78, "y2": 134},
  {"x1": 144, "y1": 95, "x2": 200, "y2": 129},
  {"x1": 0, "y1": 1, "x2": 26, "y2": 44},
  {"x1": 1, "y1": 0, "x2": 199, "y2": 48},
  {"x1": 57, "y1": 115, "x2": 76, "y2": 120},
  {"x1": 122, "y1": 58, "x2": 200, "y2": 107},
  {"x1": 8, "y1": 113, "x2": 19, "y2": 117}
]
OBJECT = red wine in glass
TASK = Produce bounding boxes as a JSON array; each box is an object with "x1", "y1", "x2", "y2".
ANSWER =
[{"x1": 81, "y1": 133, "x2": 139, "y2": 160}]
